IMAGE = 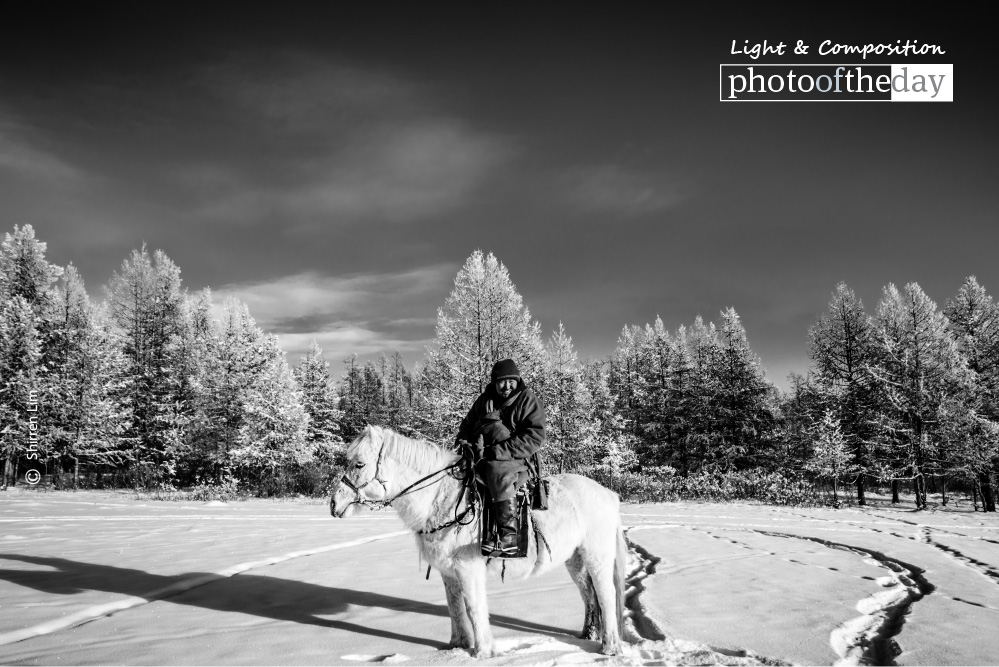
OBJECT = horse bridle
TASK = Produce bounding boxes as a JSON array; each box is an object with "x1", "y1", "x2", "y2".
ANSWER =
[
  {"x1": 338, "y1": 440, "x2": 391, "y2": 512},
  {"x1": 335, "y1": 437, "x2": 471, "y2": 516}
]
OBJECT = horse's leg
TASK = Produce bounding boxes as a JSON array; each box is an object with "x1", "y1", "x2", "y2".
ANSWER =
[
  {"x1": 585, "y1": 540, "x2": 624, "y2": 656},
  {"x1": 441, "y1": 573, "x2": 474, "y2": 650},
  {"x1": 454, "y1": 558, "x2": 494, "y2": 658},
  {"x1": 565, "y1": 551, "x2": 600, "y2": 641}
]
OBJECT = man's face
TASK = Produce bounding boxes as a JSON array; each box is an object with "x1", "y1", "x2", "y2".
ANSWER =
[{"x1": 495, "y1": 378, "x2": 517, "y2": 399}]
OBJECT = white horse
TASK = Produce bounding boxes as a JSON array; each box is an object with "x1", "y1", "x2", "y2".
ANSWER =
[{"x1": 330, "y1": 425, "x2": 627, "y2": 658}]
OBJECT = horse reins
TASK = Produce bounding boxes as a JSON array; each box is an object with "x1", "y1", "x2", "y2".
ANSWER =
[{"x1": 338, "y1": 441, "x2": 479, "y2": 531}]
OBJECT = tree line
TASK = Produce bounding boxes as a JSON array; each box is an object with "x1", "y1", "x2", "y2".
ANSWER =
[{"x1": 1, "y1": 225, "x2": 996, "y2": 509}]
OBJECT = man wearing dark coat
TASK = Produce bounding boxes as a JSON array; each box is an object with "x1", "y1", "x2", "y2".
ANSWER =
[{"x1": 455, "y1": 358, "x2": 545, "y2": 557}]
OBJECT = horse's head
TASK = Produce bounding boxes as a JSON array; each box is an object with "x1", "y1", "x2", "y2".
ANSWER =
[{"x1": 330, "y1": 425, "x2": 391, "y2": 518}]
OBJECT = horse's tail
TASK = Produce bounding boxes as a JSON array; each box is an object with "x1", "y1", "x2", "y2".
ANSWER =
[{"x1": 614, "y1": 519, "x2": 627, "y2": 636}]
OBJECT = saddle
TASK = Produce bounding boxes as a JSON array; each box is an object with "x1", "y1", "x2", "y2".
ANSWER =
[{"x1": 475, "y1": 455, "x2": 549, "y2": 559}]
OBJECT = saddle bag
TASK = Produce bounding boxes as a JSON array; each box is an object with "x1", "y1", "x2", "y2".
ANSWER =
[{"x1": 531, "y1": 478, "x2": 549, "y2": 510}]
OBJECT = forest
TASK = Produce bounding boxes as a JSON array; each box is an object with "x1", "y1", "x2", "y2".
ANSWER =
[{"x1": 1, "y1": 224, "x2": 997, "y2": 511}]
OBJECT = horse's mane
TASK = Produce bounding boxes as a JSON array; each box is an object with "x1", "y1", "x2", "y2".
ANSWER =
[{"x1": 353, "y1": 425, "x2": 458, "y2": 473}]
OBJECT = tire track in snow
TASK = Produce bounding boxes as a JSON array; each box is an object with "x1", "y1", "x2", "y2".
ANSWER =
[
  {"x1": 753, "y1": 531, "x2": 933, "y2": 666},
  {"x1": 0, "y1": 529, "x2": 410, "y2": 647}
]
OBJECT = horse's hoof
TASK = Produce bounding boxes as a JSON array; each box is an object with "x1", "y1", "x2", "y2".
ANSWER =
[
  {"x1": 600, "y1": 639, "x2": 623, "y2": 656},
  {"x1": 472, "y1": 647, "x2": 494, "y2": 659}
]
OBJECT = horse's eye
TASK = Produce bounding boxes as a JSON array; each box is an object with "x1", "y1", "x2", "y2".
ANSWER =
[{"x1": 355, "y1": 462, "x2": 366, "y2": 469}]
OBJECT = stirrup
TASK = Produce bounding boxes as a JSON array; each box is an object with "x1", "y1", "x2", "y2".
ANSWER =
[
  {"x1": 490, "y1": 533, "x2": 524, "y2": 558},
  {"x1": 488, "y1": 545, "x2": 523, "y2": 559}
]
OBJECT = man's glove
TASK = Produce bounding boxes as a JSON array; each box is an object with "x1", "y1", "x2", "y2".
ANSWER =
[
  {"x1": 475, "y1": 410, "x2": 510, "y2": 448},
  {"x1": 458, "y1": 437, "x2": 485, "y2": 463}
]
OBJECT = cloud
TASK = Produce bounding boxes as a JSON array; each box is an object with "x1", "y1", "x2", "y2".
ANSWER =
[
  {"x1": 272, "y1": 328, "x2": 433, "y2": 363},
  {"x1": 211, "y1": 264, "x2": 455, "y2": 362},
  {"x1": 201, "y1": 55, "x2": 421, "y2": 131},
  {"x1": 0, "y1": 114, "x2": 80, "y2": 183},
  {"x1": 561, "y1": 165, "x2": 685, "y2": 216},
  {"x1": 188, "y1": 54, "x2": 515, "y2": 226}
]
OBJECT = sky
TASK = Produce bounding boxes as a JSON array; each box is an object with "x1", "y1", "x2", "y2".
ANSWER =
[{"x1": 1, "y1": 5, "x2": 993, "y2": 390}]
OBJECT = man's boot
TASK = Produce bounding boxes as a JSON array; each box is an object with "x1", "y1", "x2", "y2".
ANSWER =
[{"x1": 491, "y1": 497, "x2": 521, "y2": 557}]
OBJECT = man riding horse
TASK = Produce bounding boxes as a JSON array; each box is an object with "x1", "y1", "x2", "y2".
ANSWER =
[{"x1": 455, "y1": 358, "x2": 545, "y2": 558}]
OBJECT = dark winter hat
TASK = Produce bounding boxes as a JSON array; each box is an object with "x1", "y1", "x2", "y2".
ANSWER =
[{"x1": 491, "y1": 358, "x2": 521, "y2": 382}]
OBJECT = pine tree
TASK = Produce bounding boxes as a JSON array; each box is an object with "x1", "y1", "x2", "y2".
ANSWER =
[
  {"x1": 609, "y1": 325, "x2": 643, "y2": 420},
  {"x1": 0, "y1": 224, "x2": 63, "y2": 313},
  {"x1": 581, "y1": 360, "x2": 638, "y2": 475},
  {"x1": 337, "y1": 354, "x2": 365, "y2": 439},
  {"x1": 945, "y1": 276, "x2": 999, "y2": 510},
  {"x1": 0, "y1": 225, "x2": 62, "y2": 487},
  {"x1": 104, "y1": 246, "x2": 188, "y2": 485},
  {"x1": 871, "y1": 283, "x2": 967, "y2": 508},
  {"x1": 711, "y1": 308, "x2": 776, "y2": 470},
  {"x1": 172, "y1": 289, "x2": 218, "y2": 485},
  {"x1": 806, "y1": 409, "x2": 855, "y2": 504},
  {"x1": 634, "y1": 318, "x2": 672, "y2": 467},
  {"x1": 383, "y1": 351, "x2": 415, "y2": 433},
  {"x1": 45, "y1": 266, "x2": 129, "y2": 485},
  {"x1": 778, "y1": 373, "x2": 827, "y2": 471},
  {"x1": 682, "y1": 316, "x2": 723, "y2": 470},
  {"x1": 0, "y1": 297, "x2": 42, "y2": 487},
  {"x1": 295, "y1": 341, "x2": 345, "y2": 467},
  {"x1": 420, "y1": 250, "x2": 546, "y2": 440},
  {"x1": 191, "y1": 298, "x2": 308, "y2": 493},
  {"x1": 541, "y1": 322, "x2": 592, "y2": 473},
  {"x1": 669, "y1": 324, "x2": 702, "y2": 475},
  {"x1": 808, "y1": 283, "x2": 878, "y2": 504},
  {"x1": 233, "y1": 330, "x2": 309, "y2": 494}
]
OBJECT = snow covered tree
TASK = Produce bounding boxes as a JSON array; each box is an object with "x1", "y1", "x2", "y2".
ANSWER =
[
  {"x1": 777, "y1": 373, "x2": 827, "y2": 471},
  {"x1": 169, "y1": 289, "x2": 218, "y2": 485},
  {"x1": 44, "y1": 266, "x2": 129, "y2": 485},
  {"x1": 232, "y1": 330, "x2": 309, "y2": 494},
  {"x1": 663, "y1": 324, "x2": 701, "y2": 475},
  {"x1": 337, "y1": 355, "x2": 390, "y2": 439},
  {"x1": 419, "y1": 250, "x2": 546, "y2": 440},
  {"x1": 710, "y1": 308, "x2": 776, "y2": 470},
  {"x1": 609, "y1": 324, "x2": 646, "y2": 420},
  {"x1": 945, "y1": 277, "x2": 999, "y2": 510},
  {"x1": 632, "y1": 318, "x2": 672, "y2": 467},
  {"x1": 806, "y1": 409, "x2": 855, "y2": 504},
  {"x1": 808, "y1": 283, "x2": 878, "y2": 504},
  {"x1": 295, "y1": 341, "x2": 345, "y2": 467},
  {"x1": 606, "y1": 309, "x2": 775, "y2": 474},
  {"x1": 189, "y1": 298, "x2": 308, "y2": 492},
  {"x1": 936, "y1": 391, "x2": 999, "y2": 508},
  {"x1": 382, "y1": 351, "x2": 416, "y2": 433},
  {"x1": 871, "y1": 283, "x2": 967, "y2": 508},
  {"x1": 0, "y1": 225, "x2": 62, "y2": 487},
  {"x1": 0, "y1": 224, "x2": 62, "y2": 314},
  {"x1": 0, "y1": 296, "x2": 42, "y2": 487},
  {"x1": 540, "y1": 322, "x2": 592, "y2": 473},
  {"x1": 104, "y1": 246, "x2": 188, "y2": 485}
]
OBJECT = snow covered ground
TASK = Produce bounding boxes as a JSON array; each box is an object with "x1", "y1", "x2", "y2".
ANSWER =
[{"x1": 1, "y1": 490, "x2": 997, "y2": 665}]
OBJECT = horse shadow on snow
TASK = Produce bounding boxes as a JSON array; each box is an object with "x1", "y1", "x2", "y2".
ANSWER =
[{"x1": 0, "y1": 553, "x2": 572, "y2": 649}]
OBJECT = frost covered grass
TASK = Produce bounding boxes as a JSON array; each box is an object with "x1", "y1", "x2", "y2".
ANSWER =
[
  {"x1": 586, "y1": 466, "x2": 819, "y2": 506},
  {"x1": 1, "y1": 490, "x2": 997, "y2": 665}
]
